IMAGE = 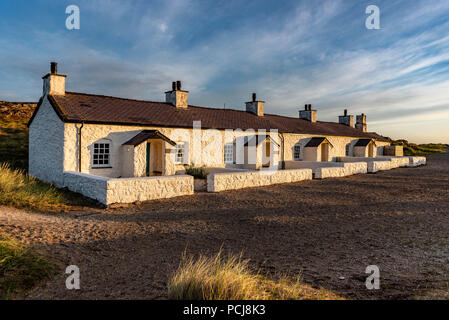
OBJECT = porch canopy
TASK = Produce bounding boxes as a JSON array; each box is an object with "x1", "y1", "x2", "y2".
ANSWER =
[
  {"x1": 305, "y1": 137, "x2": 334, "y2": 148},
  {"x1": 354, "y1": 138, "x2": 376, "y2": 147},
  {"x1": 243, "y1": 135, "x2": 280, "y2": 147},
  {"x1": 122, "y1": 130, "x2": 176, "y2": 146}
]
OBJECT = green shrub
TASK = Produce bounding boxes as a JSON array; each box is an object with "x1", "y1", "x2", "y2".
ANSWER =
[{"x1": 184, "y1": 166, "x2": 208, "y2": 179}]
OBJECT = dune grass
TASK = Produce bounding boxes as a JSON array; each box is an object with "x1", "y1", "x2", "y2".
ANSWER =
[
  {"x1": 0, "y1": 163, "x2": 96, "y2": 211},
  {"x1": 0, "y1": 119, "x2": 28, "y2": 171},
  {"x1": 168, "y1": 250, "x2": 342, "y2": 300},
  {"x1": 392, "y1": 140, "x2": 448, "y2": 156},
  {"x1": 0, "y1": 234, "x2": 53, "y2": 299},
  {"x1": 404, "y1": 143, "x2": 448, "y2": 156}
]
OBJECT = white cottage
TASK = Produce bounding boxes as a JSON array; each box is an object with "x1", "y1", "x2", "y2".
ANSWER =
[{"x1": 28, "y1": 62, "x2": 397, "y2": 204}]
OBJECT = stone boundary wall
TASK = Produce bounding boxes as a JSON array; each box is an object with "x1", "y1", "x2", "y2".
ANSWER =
[
  {"x1": 314, "y1": 162, "x2": 368, "y2": 179},
  {"x1": 408, "y1": 156, "x2": 426, "y2": 167},
  {"x1": 377, "y1": 156, "x2": 410, "y2": 168},
  {"x1": 285, "y1": 161, "x2": 367, "y2": 178},
  {"x1": 63, "y1": 172, "x2": 109, "y2": 204},
  {"x1": 63, "y1": 172, "x2": 193, "y2": 205},
  {"x1": 207, "y1": 169, "x2": 312, "y2": 192},
  {"x1": 337, "y1": 157, "x2": 393, "y2": 173}
]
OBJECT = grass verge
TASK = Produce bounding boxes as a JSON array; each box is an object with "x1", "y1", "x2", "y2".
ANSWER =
[
  {"x1": 0, "y1": 234, "x2": 53, "y2": 299},
  {"x1": 168, "y1": 250, "x2": 342, "y2": 300},
  {"x1": 0, "y1": 163, "x2": 98, "y2": 211},
  {"x1": 392, "y1": 140, "x2": 448, "y2": 156}
]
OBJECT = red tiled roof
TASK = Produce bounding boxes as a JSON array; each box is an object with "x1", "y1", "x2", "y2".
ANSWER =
[{"x1": 33, "y1": 91, "x2": 390, "y2": 141}]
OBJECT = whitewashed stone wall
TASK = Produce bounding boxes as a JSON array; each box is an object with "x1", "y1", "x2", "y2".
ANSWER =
[
  {"x1": 377, "y1": 156, "x2": 410, "y2": 168},
  {"x1": 207, "y1": 169, "x2": 312, "y2": 192},
  {"x1": 284, "y1": 161, "x2": 367, "y2": 178},
  {"x1": 106, "y1": 175, "x2": 193, "y2": 204},
  {"x1": 63, "y1": 172, "x2": 109, "y2": 204},
  {"x1": 29, "y1": 97, "x2": 65, "y2": 186},
  {"x1": 337, "y1": 156, "x2": 394, "y2": 173},
  {"x1": 408, "y1": 156, "x2": 426, "y2": 167},
  {"x1": 63, "y1": 171, "x2": 193, "y2": 205}
]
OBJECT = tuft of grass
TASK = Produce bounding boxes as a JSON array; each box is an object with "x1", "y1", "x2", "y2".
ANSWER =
[
  {"x1": 0, "y1": 234, "x2": 53, "y2": 299},
  {"x1": 184, "y1": 165, "x2": 208, "y2": 179},
  {"x1": 0, "y1": 163, "x2": 97, "y2": 211},
  {"x1": 168, "y1": 250, "x2": 342, "y2": 300}
]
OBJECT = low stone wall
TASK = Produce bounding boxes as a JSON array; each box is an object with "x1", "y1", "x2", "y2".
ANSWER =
[
  {"x1": 207, "y1": 169, "x2": 312, "y2": 192},
  {"x1": 377, "y1": 156, "x2": 410, "y2": 168},
  {"x1": 337, "y1": 157, "x2": 394, "y2": 173},
  {"x1": 314, "y1": 162, "x2": 368, "y2": 179},
  {"x1": 63, "y1": 172, "x2": 194, "y2": 205},
  {"x1": 408, "y1": 156, "x2": 426, "y2": 167},
  {"x1": 63, "y1": 172, "x2": 109, "y2": 204},
  {"x1": 286, "y1": 161, "x2": 367, "y2": 179}
]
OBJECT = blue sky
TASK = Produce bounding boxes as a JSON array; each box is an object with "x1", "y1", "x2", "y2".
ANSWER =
[{"x1": 1, "y1": 0, "x2": 449, "y2": 143}]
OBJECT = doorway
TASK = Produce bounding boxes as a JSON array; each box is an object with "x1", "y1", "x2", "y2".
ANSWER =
[
  {"x1": 368, "y1": 142, "x2": 374, "y2": 157},
  {"x1": 146, "y1": 142, "x2": 151, "y2": 176},
  {"x1": 320, "y1": 143, "x2": 329, "y2": 162}
]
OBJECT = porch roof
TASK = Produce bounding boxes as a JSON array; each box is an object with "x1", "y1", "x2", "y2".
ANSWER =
[
  {"x1": 305, "y1": 137, "x2": 334, "y2": 148},
  {"x1": 355, "y1": 138, "x2": 375, "y2": 147},
  {"x1": 122, "y1": 130, "x2": 176, "y2": 146},
  {"x1": 243, "y1": 135, "x2": 280, "y2": 147}
]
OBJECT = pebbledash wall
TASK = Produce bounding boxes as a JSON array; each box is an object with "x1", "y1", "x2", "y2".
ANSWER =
[{"x1": 63, "y1": 172, "x2": 194, "y2": 205}]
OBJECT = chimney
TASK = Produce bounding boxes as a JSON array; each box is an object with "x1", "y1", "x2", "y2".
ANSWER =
[
  {"x1": 245, "y1": 92, "x2": 264, "y2": 116},
  {"x1": 299, "y1": 104, "x2": 317, "y2": 122},
  {"x1": 42, "y1": 62, "x2": 66, "y2": 96},
  {"x1": 355, "y1": 113, "x2": 367, "y2": 132},
  {"x1": 338, "y1": 109, "x2": 354, "y2": 127},
  {"x1": 165, "y1": 80, "x2": 188, "y2": 109}
]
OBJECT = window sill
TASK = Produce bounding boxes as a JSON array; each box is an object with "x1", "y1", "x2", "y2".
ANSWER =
[{"x1": 91, "y1": 166, "x2": 113, "y2": 169}]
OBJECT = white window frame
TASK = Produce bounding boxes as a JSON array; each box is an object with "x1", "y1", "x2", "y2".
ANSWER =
[
  {"x1": 293, "y1": 144, "x2": 301, "y2": 161},
  {"x1": 92, "y1": 140, "x2": 111, "y2": 168},
  {"x1": 175, "y1": 143, "x2": 186, "y2": 164},
  {"x1": 224, "y1": 143, "x2": 234, "y2": 164}
]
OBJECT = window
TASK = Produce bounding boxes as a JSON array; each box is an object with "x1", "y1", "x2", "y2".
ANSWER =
[
  {"x1": 345, "y1": 143, "x2": 351, "y2": 156},
  {"x1": 93, "y1": 142, "x2": 110, "y2": 167},
  {"x1": 294, "y1": 144, "x2": 301, "y2": 161},
  {"x1": 224, "y1": 143, "x2": 234, "y2": 164},
  {"x1": 175, "y1": 143, "x2": 185, "y2": 164}
]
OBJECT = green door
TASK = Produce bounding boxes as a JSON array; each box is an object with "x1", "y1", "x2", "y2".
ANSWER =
[{"x1": 146, "y1": 142, "x2": 151, "y2": 176}]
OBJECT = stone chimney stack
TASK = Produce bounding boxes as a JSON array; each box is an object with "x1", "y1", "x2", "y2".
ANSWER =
[
  {"x1": 355, "y1": 113, "x2": 367, "y2": 132},
  {"x1": 165, "y1": 80, "x2": 188, "y2": 109},
  {"x1": 245, "y1": 93, "x2": 264, "y2": 116},
  {"x1": 339, "y1": 109, "x2": 354, "y2": 127},
  {"x1": 42, "y1": 62, "x2": 66, "y2": 96},
  {"x1": 299, "y1": 104, "x2": 317, "y2": 123}
]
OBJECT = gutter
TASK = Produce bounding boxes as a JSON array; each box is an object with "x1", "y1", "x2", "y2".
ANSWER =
[{"x1": 78, "y1": 122, "x2": 84, "y2": 172}]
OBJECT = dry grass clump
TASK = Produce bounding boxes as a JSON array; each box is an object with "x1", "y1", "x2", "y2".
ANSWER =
[
  {"x1": 168, "y1": 250, "x2": 342, "y2": 300},
  {"x1": 0, "y1": 163, "x2": 95, "y2": 211},
  {"x1": 0, "y1": 233, "x2": 53, "y2": 299}
]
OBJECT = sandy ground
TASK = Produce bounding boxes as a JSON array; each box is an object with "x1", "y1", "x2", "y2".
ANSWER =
[{"x1": 1, "y1": 152, "x2": 449, "y2": 300}]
